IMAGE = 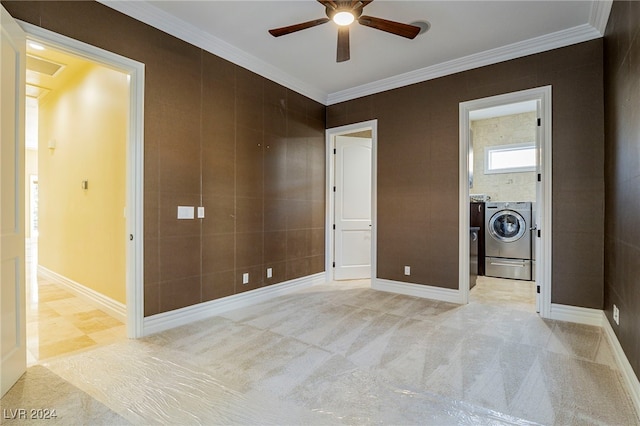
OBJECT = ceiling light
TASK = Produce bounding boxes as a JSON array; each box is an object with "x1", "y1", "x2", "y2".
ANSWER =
[
  {"x1": 28, "y1": 42, "x2": 45, "y2": 51},
  {"x1": 333, "y1": 11, "x2": 354, "y2": 26}
]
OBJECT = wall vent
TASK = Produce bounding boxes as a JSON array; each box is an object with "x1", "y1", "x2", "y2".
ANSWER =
[{"x1": 27, "y1": 55, "x2": 64, "y2": 76}]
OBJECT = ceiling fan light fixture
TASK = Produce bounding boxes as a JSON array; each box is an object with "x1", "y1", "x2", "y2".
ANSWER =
[{"x1": 333, "y1": 11, "x2": 355, "y2": 26}]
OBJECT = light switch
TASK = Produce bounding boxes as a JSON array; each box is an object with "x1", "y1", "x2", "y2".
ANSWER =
[
  {"x1": 197, "y1": 206, "x2": 205, "y2": 218},
  {"x1": 242, "y1": 273, "x2": 249, "y2": 284},
  {"x1": 177, "y1": 206, "x2": 195, "y2": 219},
  {"x1": 266, "y1": 267, "x2": 273, "y2": 278}
]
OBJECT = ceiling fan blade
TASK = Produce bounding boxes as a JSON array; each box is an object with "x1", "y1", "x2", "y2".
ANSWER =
[
  {"x1": 337, "y1": 26, "x2": 350, "y2": 62},
  {"x1": 268, "y1": 18, "x2": 330, "y2": 37},
  {"x1": 317, "y1": 0, "x2": 338, "y2": 9},
  {"x1": 358, "y1": 15, "x2": 420, "y2": 39}
]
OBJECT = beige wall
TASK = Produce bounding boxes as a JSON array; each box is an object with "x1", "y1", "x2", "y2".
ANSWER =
[
  {"x1": 38, "y1": 62, "x2": 128, "y2": 304},
  {"x1": 25, "y1": 149, "x2": 38, "y2": 239},
  {"x1": 471, "y1": 112, "x2": 536, "y2": 202}
]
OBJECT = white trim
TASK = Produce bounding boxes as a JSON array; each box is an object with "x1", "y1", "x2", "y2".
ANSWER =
[
  {"x1": 20, "y1": 22, "x2": 146, "y2": 338},
  {"x1": 547, "y1": 303, "x2": 603, "y2": 327},
  {"x1": 38, "y1": 266, "x2": 126, "y2": 322},
  {"x1": 372, "y1": 278, "x2": 463, "y2": 305},
  {"x1": 327, "y1": 24, "x2": 599, "y2": 105},
  {"x1": 602, "y1": 313, "x2": 640, "y2": 417},
  {"x1": 98, "y1": 0, "x2": 603, "y2": 106},
  {"x1": 97, "y1": 0, "x2": 326, "y2": 105},
  {"x1": 589, "y1": 0, "x2": 613, "y2": 36},
  {"x1": 459, "y1": 86, "x2": 552, "y2": 317},
  {"x1": 325, "y1": 120, "x2": 378, "y2": 284},
  {"x1": 143, "y1": 272, "x2": 326, "y2": 336}
]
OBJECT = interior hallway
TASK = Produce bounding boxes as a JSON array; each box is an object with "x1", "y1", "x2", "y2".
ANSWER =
[
  {"x1": 2, "y1": 275, "x2": 637, "y2": 425},
  {"x1": 25, "y1": 240, "x2": 126, "y2": 365}
]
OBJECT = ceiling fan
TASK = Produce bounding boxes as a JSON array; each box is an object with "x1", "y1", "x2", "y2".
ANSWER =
[{"x1": 268, "y1": 0, "x2": 421, "y2": 63}]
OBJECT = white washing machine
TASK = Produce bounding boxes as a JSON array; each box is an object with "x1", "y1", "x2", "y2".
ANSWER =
[{"x1": 485, "y1": 201, "x2": 532, "y2": 280}]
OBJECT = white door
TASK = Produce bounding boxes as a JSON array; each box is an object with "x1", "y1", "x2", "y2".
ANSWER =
[
  {"x1": 334, "y1": 136, "x2": 372, "y2": 280},
  {"x1": 1, "y1": 5, "x2": 26, "y2": 397}
]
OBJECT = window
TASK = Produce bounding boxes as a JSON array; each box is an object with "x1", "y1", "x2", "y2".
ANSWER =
[{"x1": 484, "y1": 142, "x2": 536, "y2": 174}]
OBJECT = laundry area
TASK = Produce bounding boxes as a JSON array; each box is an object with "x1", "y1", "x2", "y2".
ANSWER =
[{"x1": 468, "y1": 101, "x2": 538, "y2": 294}]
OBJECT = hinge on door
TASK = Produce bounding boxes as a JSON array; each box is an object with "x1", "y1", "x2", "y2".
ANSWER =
[
  {"x1": 537, "y1": 285, "x2": 540, "y2": 294},
  {"x1": 537, "y1": 118, "x2": 541, "y2": 126},
  {"x1": 537, "y1": 173, "x2": 541, "y2": 182},
  {"x1": 537, "y1": 229, "x2": 541, "y2": 238},
  {"x1": 333, "y1": 186, "x2": 336, "y2": 192},
  {"x1": 332, "y1": 262, "x2": 336, "y2": 268},
  {"x1": 333, "y1": 224, "x2": 336, "y2": 230},
  {"x1": 333, "y1": 148, "x2": 336, "y2": 154}
]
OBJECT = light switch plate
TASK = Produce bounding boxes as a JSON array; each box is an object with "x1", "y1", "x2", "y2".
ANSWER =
[
  {"x1": 197, "y1": 206, "x2": 205, "y2": 218},
  {"x1": 242, "y1": 273, "x2": 249, "y2": 284},
  {"x1": 266, "y1": 267, "x2": 273, "y2": 278},
  {"x1": 177, "y1": 206, "x2": 195, "y2": 219}
]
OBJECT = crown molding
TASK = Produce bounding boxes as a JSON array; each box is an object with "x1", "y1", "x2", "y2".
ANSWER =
[
  {"x1": 589, "y1": 0, "x2": 613, "y2": 35},
  {"x1": 97, "y1": 0, "x2": 328, "y2": 105},
  {"x1": 326, "y1": 23, "x2": 602, "y2": 105},
  {"x1": 99, "y1": 1, "x2": 607, "y2": 107}
]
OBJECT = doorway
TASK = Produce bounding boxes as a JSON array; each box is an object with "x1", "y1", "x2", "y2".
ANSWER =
[
  {"x1": 21, "y1": 22, "x2": 145, "y2": 338},
  {"x1": 459, "y1": 86, "x2": 552, "y2": 317},
  {"x1": 326, "y1": 120, "x2": 377, "y2": 282},
  {"x1": 24, "y1": 39, "x2": 131, "y2": 362}
]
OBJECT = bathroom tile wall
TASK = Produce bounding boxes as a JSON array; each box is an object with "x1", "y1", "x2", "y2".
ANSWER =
[
  {"x1": 470, "y1": 112, "x2": 537, "y2": 202},
  {"x1": 2, "y1": 0, "x2": 326, "y2": 316},
  {"x1": 327, "y1": 40, "x2": 605, "y2": 307}
]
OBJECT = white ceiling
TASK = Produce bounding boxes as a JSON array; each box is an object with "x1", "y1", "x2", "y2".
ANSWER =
[{"x1": 100, "y1": 1, "x2": 611, "y2": 105}]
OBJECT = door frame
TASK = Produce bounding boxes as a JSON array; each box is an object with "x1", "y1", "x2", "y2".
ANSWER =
[
  {"x1": 20, "y1": 21, "x2": 145, "y2": 338},
  {"x1": 459, "y1": 86, "x2": 552, "y2": 318},
  {"x1": 325, "y1": 120, "x2": 377, "y2": 283}
]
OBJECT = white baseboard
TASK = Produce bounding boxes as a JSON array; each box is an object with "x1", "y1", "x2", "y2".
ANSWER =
[
  {"x1": 548, "y1": 303, "x2": 604, "y2": 326},
  {"x1": 602, "y1": 312, "x2": 640, "y2": 418},
  {"x1": 143, "y1": 272, "x2": 326, "y2": 336},
  {"x1": 37, "y1": 266, "x2": 127, "y2": 322},
  {"x1": 372, "y1": 278, "x2": 463, "y2": 304}
]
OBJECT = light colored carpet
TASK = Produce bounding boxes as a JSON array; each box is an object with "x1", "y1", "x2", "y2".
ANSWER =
[
  {"x1": 37, "y1": 281, "x2": 640, "y2": 425},
  {"x1": 30, "y1": 278, "x2": 638, "y2": 425}
]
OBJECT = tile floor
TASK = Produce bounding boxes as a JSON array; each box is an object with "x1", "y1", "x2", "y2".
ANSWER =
[
  {"x1": 3, "y1": 274, "x2": 638, "y2": 425},
  {"x1": 25, "y1": 241, "x2": 126, "y2": 365}
]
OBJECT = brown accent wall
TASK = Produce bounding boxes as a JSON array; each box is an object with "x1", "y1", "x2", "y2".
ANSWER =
[
  {"x1": 603, "y1": 0, "x2": 640, "y2": 380},
  {"x1": 3, "y1": 1, "x2": 325, "y2": 316},
  {"x1": 328, "y1": 40, "x2": 605, "y2": 307}
]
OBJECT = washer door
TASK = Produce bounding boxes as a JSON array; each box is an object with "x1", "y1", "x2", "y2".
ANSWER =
[{"x1": 488, "y1": 210, "x2": 526, "y2": 243}]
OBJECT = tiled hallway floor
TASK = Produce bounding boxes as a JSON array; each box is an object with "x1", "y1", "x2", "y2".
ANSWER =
[
  {"x1": 25, "y1": 241, "x2": 126, "y2": 365},
  {"x1": 3, "y1": 277, "x2": 639, "y2": 425},
  {"x1": 26, "y1": 277, "x2": 126, "y2": 364}
]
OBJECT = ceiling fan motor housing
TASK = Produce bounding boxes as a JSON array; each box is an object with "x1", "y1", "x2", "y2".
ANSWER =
[{"x1": 325, "y1": 4, "x2": 363, "y2": 24}]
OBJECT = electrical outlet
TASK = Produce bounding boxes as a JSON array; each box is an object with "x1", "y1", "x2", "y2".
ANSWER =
[
  {"x1": 242, "y1": 273, "x2": 249, "y2": 284},
  {"x1": 266, "y1": 267, "x2": 273, "y2": 278},
  {"x1": 404, "y1": 266, "x2": 411, "y2": 276},
  {"x1": 613, "y1": 304, "x2": 620, "y2": 325}
]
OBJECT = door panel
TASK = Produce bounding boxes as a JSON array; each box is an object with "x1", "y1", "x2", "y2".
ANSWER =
[
  {"x1": 334, "y1": 136, "x2": 371, "y2": 280},
  {"x1": 1, "y1": 5, "x2": 26, "y2": 397}
]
